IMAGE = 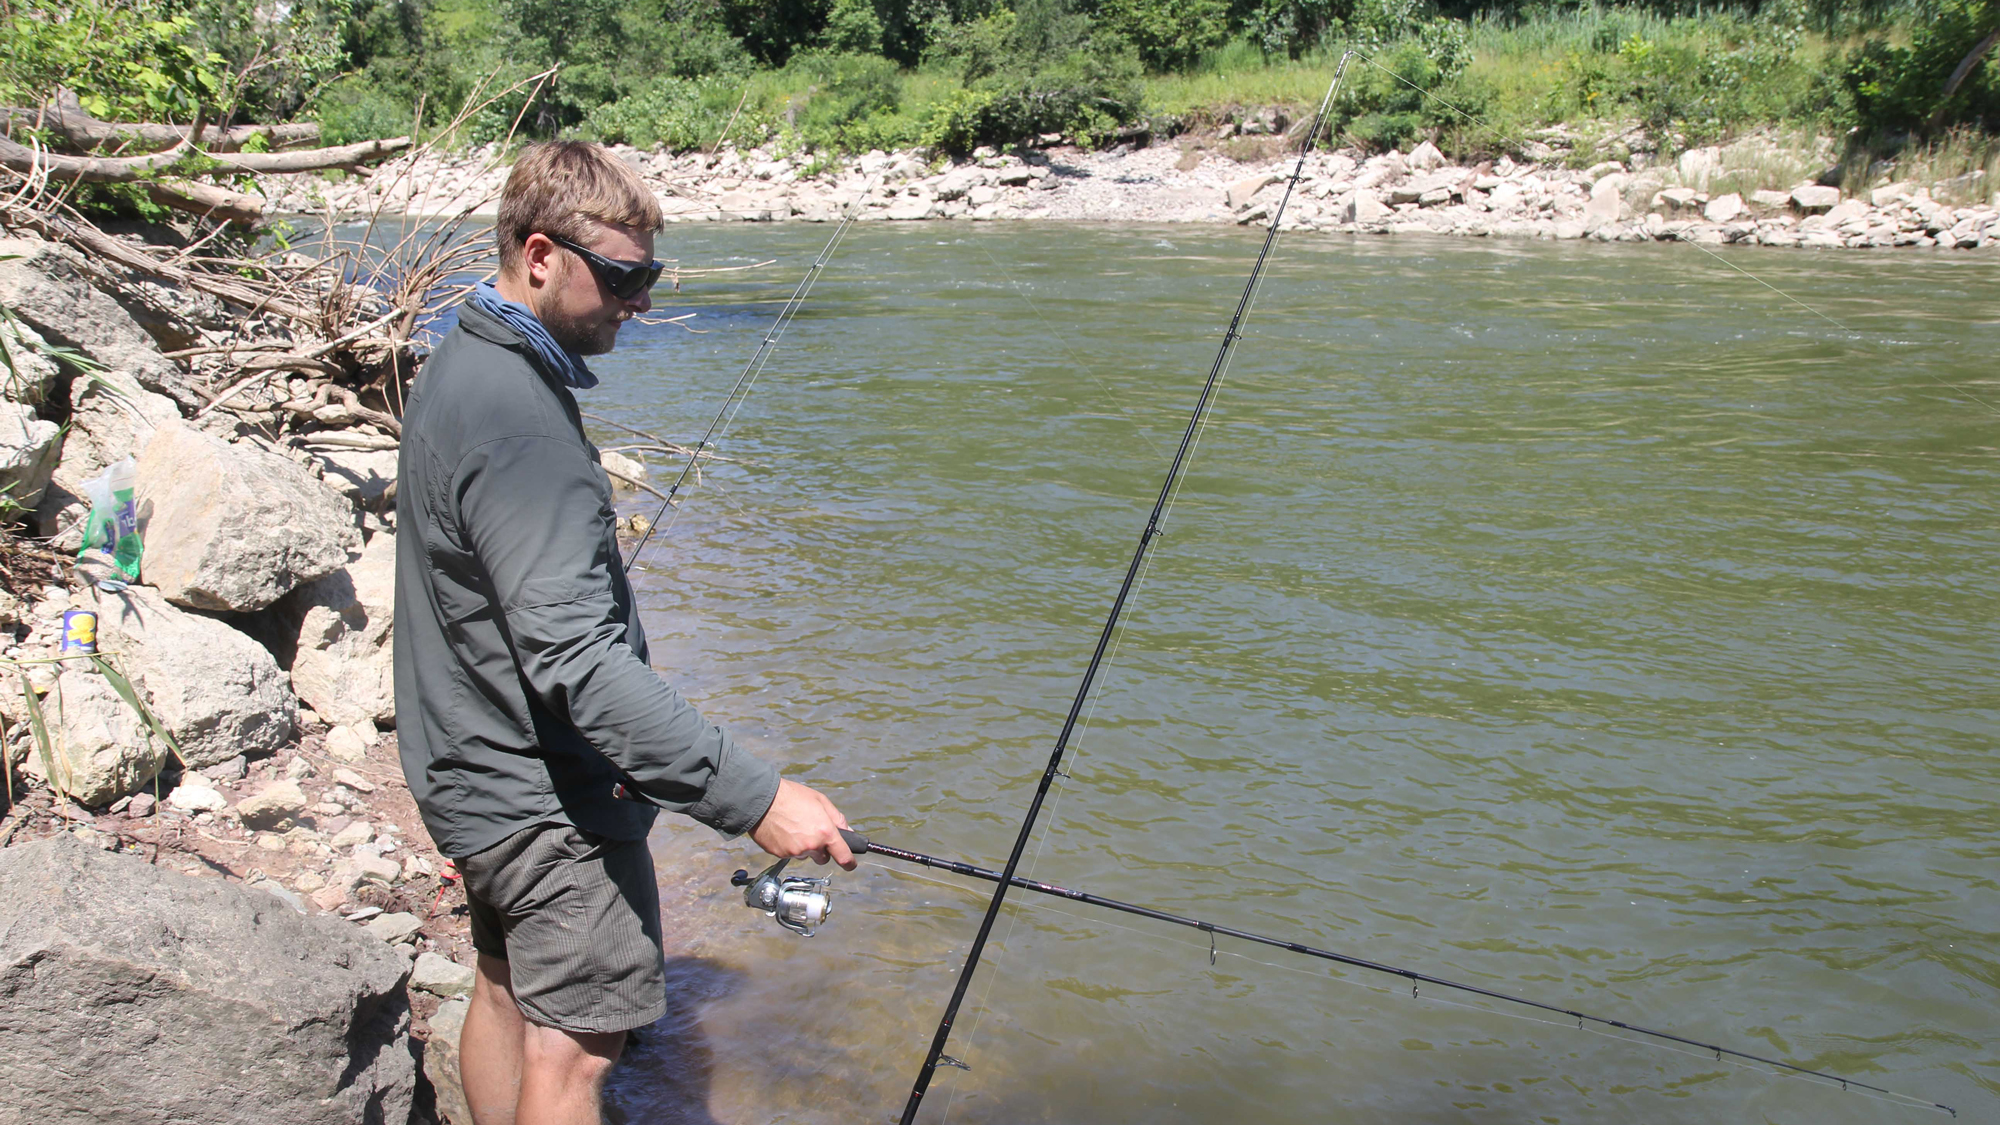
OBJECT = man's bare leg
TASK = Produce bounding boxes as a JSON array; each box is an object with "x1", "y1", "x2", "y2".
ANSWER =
[
  {"x1": 462, "y1": 954, "x2": 526, "y2": 1125},
  {"x1": 518, "y1": 1023, "x2": 627, "y2": 1125}
]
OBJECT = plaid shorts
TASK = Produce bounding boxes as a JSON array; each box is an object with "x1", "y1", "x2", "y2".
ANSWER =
[{"x1": 459, "y1": 822, "x2": 667, "y2": 1034}]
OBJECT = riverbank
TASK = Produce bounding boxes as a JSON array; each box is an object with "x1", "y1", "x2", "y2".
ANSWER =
[{"x1": 270, "y1": 131, "x2": 2000, "y2": 251}]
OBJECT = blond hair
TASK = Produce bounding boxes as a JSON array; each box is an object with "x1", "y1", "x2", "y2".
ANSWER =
[{"x1": 496, "y1": 141, "x2": 663, "y2": 272}]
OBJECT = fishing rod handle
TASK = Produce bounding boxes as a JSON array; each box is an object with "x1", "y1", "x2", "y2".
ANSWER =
[{"x1": 839, "y1": 828, "x2": 871, "y2": 855}]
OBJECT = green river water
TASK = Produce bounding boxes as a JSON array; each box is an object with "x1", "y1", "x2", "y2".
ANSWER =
[{"x1": 564, "y1": 224, "x2": 1997, "y2": 1124}]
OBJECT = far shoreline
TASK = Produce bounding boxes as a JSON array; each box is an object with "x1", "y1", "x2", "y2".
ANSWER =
[{"x1": 269, "y1": 136, "x2": 2000, "y2": 254}]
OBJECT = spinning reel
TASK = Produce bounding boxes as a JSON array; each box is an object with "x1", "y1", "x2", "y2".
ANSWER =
[{"x1": 731, "y1": 856, "x2": 834, "y2": 937}]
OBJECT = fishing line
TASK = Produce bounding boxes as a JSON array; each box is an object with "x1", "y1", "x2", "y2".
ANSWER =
[
  {"x1": 855, "y1": 835, "x2": 1956, "y2": 1117},
  {"x1": 898, "y1": 55, "x2": 1361, "y2": 1125},
  {"x1": 621, "y1": 178, "x2": 878, "y2": 574},
  {"x1": 1345, "y1": 49, "x2": 2000, "y2": 418},
  {"x1": 959, "y1": 883, "x2": 1955, "y2": 1119}
]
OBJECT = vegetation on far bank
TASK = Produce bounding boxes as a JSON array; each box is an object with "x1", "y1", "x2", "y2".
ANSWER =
[{"x1": 1, "y1": 0, "x2": 1996, "y2": 184}]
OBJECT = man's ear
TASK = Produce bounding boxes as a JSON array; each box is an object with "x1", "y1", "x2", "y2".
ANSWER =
[{"x1": 520, "y1": 232, "x2": 559, "y2": 287}]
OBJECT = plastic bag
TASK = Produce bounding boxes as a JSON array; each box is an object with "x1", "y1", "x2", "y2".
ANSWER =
[{"x1": 78, "y1": 456, "x2": 141, "y2": 580}]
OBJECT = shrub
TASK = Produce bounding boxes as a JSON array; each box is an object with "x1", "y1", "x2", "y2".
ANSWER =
[
  {"x1": 1838, "y1": 0, "x2": 2000, "y2": 136},
  {"x1": 584, "y1": 74, "x2": 754, "y2": 150},
  {"x1": 1092, "y1": 0, "x2": 1231, "y2": 71}
]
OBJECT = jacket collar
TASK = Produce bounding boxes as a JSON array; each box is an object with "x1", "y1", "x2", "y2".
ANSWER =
[{"x1": 454, "y1": 296, "x2": 573, "y2": 398}]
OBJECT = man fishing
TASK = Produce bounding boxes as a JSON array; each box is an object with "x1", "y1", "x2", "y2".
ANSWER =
[{"x1": 394, "y1": 140, "x2": 856, "y2": 1125}]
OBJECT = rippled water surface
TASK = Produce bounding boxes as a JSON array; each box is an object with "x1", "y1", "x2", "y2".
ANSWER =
[{"x1": 577, "y1": 224, "x2": 1998, "y2": 1124}]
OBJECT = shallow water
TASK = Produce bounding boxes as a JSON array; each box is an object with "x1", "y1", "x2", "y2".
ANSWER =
[{"x1": 575, "y1": 224, "x2": 1998, "y2": 1124}]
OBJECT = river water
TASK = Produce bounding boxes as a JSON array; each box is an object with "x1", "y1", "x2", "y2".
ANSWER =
[{"x1": 572, "y1": 224, "x2": 1998, "y2": 1124}]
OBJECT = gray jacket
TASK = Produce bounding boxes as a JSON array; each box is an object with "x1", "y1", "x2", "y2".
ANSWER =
[{"x1": 393, "y1": 299, "x2": 779, "y2": 859}]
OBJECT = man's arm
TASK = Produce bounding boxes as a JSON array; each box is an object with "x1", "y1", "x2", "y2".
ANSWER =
[{"x1": 457, "y1": 433, "x2": 852, "y2": 866}]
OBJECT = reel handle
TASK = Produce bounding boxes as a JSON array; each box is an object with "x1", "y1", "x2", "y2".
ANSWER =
[{"x1": 839, "y1": 828, "x2": 871, "y2": 856}]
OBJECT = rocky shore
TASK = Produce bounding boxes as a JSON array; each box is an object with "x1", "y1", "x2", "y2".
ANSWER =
[
  {"x1": 0, "y1": 226, "x2": 686, "y2": 1120},
  {"x1": 269, "y1": 134, "x2": 2000, "y2": 252}
]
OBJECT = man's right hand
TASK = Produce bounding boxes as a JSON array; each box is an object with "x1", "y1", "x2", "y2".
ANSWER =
[{"x1": 750, "y1": 778, "x2": 856, "y2": 870}]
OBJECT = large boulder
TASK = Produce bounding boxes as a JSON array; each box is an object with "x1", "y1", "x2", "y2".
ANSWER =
[
  {"x1": 36, "y1": 366, "x2": 184, "y2": 547},
  {"x1": 136, "y1": 420, "x2": 357, "y2": 612},
  {"x1": 0, "y1": 237, "x2": 196, "y2": 406},
  {"x1": 90, "y1": 583, "x2": 296, "y2": 768},
  {"x1": 18, "y1": 666, "x2": 168, "y2": 806},
  {"x1": 0, "y1": 314, "x2": 62, "y2": 406},
  {"x1": 0, "y1": 833, "x2": 415, "y2": 1124},
  {"x1": 280, "y1": 533, "x2": 396, "y2": 729}
]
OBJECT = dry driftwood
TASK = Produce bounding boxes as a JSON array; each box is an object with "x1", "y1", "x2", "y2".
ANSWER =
[
  {"x1": 0, "y1": 133, "x2": 410, "y2": 183},
  {"x1": 2, "y1": 91, "x2": 321, "y2": 153},
  {"x1": 142, "y1": 179, "x2": 264, "y2": 225}
]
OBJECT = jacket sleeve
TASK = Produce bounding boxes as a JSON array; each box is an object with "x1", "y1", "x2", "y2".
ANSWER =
[{"x1": 454, "y1": 433, "x2": 780, "y2": 835}]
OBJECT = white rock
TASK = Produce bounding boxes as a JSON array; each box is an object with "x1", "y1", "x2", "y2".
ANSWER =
[
  {"x1": 1406, "y1": 141, "x2": 1445, "y2": 172},
  {"x1": 599, "y1": 450, "x2": 646, "y2": 494},
  {"x1": 361, "y1": 911, "x2": 423, "y2": 944},
  {"x1": 1226, "y1": 173, "x2": 1282, "y2": 210},
  {"x1": 308, "y1": 447, "x2": 397, "y2": 507},
  {"x1": 1703, "y1": 193, "x2": 1744, "y2": 223},
  {"x1": 234, "y1": 779, "x2": 308, "y2": 830},
  {"x1": 1870, "y1": 181, "x2": 1916, "y2": 207},
  {"x1": 410, "y1": 951, "x2": 475, "y2": 997},
  {"x1": 330, "y1": 820, "x2": 375, "y2": 848},
  {"x1": 323, "y1": 724, "x2": 368, "y2": 763},
  {"x1": 21, "y1": 668, "x2": 166, "y2": 805},
  {"x1": 281, "y1": 532, "x2": 396, "y2": 730},
  {"x1": 0, "y1": 402, "x2": 61, "y2": 510},
  {"x1": 90, "y1": 584, "x2": 295, "y2": 769},
  {"x1": 1343, "y1": 190, "x2": 1391, "y2": 224},
  {"x1": 166, "y1": 780, "x2": 227, "y2": 812},
  {"x1": 1749, "y1": 189, "x2": 1793, "y2": 212},
  {"x1": 136, "y1": 420, "x2": 358, "y2": 612},
  {"x1": 1585, "y1": 174, "x2": 1630, "y2": 228},
  {"x1": 332, "y1": 767, "x2": 376, "y2": 793},
  {"x1": 1823, "y1": 199, "x2": 1870, "y2": 225},
  {"x1": 1791, "y1": 184, "x2": 1841, "y2": 213}
]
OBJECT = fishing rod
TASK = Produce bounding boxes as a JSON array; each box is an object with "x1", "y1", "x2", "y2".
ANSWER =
[
  {"x1": 716, "y1": 828, "x2": 1956, "y2": 1118},
  {"x1": 620, "y1": 176, "x2": 876, "y2": 574},
  {"x1": 891, "y1": 54, "x2": 1361, "y2": 1125}
]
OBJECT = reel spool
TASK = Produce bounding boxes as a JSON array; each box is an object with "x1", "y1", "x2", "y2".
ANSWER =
[{"x1": 731, "y1": 857, "x2": 833, "y2": 937}]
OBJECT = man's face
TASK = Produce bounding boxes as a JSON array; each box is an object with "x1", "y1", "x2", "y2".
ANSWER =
[{"x1": 521, "y1": 222, "x2": 655, "y2": 356}]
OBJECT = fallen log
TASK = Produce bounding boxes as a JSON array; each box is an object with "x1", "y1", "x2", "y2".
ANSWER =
[
  {"x1": 1, "y1": 91, "x2": 321, "y2": 153},
  {"x1": 143, "y1": 179, "x2": 265, "y2": 225},
  {"x1": 0, "y1": 133, "x2": 410, "y2": 183}
]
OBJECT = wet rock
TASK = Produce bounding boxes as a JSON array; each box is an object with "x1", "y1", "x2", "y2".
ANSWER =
[
  {"x1": 234, "y1": 779, "x2": 308, "y2": 830},
  {"x1": 0, "y1": 834, "x2": 414, "y2": 1125},
  {"x1": 90, "y1": 583, "x2": 297, "y2": 769},
  {"x1": 135, "y1": 421, "x2": 357, "y2": 612},
  {"x1": 20, "y1": 667, "x2": 166, "y2": 806},
  {"x1": 411, "y1": 951, "x2": 476, "y2": 998}
]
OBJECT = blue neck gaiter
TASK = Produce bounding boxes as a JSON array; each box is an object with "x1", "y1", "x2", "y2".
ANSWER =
[{"x1": 468, "y1": 280, "x2": 599, "y2": 390}]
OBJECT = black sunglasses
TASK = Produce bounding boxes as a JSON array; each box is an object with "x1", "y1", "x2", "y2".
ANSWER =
[{"x1": 544, "y1": 233, "x2": 664, "y2": 301}]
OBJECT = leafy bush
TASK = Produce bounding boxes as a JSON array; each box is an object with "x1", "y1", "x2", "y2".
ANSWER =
[
  {"x1": 789, "y1": 51, "x2": 925, "y2": 151},
  {"x1": 1334, "y1": 37, "x2": 1487, "y2": 150},
  {"x1": 584, "y1": 74, "x2": 756, "y2": 150},
  {"x1": 0, "y1": 0, "x2": 223, "y2": 122},
  {"x1": 1838, "y1": 0, "x2": 2000, "y2": 135},
  {"x1": 1092, "y1": 0, "x2": 1231, "y2": 70}
]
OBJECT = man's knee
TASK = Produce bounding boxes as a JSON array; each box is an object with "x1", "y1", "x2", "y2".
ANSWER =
[{"x1": 522, "y1": 1021, "x2": 626, "y2": 1086}]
